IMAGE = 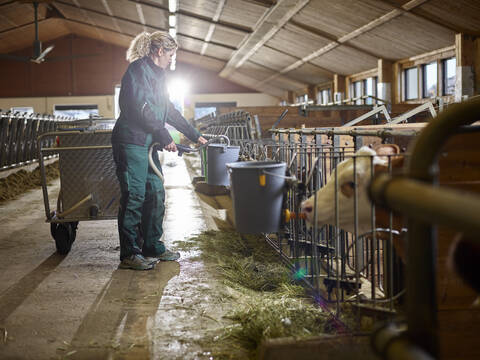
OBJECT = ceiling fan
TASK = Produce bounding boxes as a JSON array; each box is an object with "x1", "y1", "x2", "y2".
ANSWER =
[{"x1": 0, "y1": 1, "x2": 56, "y2": 63}]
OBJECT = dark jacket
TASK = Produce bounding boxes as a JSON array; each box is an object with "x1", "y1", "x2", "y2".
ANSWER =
[{"x1": 112, "y1": 56, "x2": 200, "y2": 146}]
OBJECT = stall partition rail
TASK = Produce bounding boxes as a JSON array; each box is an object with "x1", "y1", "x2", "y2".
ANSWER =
[{"x1": 0, "y1": 111, "x2": 75, "y2": 170}]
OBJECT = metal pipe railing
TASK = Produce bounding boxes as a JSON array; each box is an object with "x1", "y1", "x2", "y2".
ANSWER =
[
  {"x1": 0, "y1": 111, "x2": 75, "y2": 170},
  {"x1": 369, "y1": 97, "x2": 480, "y2": 357},
  {"x1": 270, "y1": 127, "x2": 422, "y2": 137},
  {"x1": 370, "y1": 175, "x2": 480, "y2": 240}
]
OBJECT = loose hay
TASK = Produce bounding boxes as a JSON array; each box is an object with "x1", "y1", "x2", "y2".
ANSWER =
[
  {"x1": 0, "y1": 161, "x2": 59, "y2": 202},
  {"x1": 184, "y1": 230, "x2": 292, "y2": 292},
  {"x1": 181, "y1": 230, "x2": 337, "y2": 359}
]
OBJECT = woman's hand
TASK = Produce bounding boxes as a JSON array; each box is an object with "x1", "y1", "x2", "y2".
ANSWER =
[
  {"x1": 164, "y1": 141, "x2": 177, "y2": 152},
  {"x1": 197, "y1": 136, "x2": 208, "y2": 145}
]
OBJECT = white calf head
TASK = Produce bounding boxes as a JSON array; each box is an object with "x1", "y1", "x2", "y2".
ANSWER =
[{"x1": 300, "y1": 145, "x2": 397, "y2": 235}]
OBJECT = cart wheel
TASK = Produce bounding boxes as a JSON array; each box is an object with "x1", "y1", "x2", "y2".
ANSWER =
[{"x1": 51, "y1": 222, "x2": 77, "y2": 255}]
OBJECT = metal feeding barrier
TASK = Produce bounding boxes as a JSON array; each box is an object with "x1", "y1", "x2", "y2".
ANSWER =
[
  {"x1": 199, "y1": 109, "x2": 423, "y2": 318},
  {"x1": 197, "y1": 106, "x2": 433, "y2": 318},
  {"x1": 206, "y1": 101, "x2": 480, "y2": 358},
  {"x1": 0, "y1": 111, "x2": 74, "y2": 170},
  {"x1": 369, "y1": 98, "x2": 480, "y2": 359},
  {"x1": 263, "y1": 128, "x2": 422, "y2": 317},
  {"x1": 197, "y1": 110, "x2": 259, "y2": 146}
]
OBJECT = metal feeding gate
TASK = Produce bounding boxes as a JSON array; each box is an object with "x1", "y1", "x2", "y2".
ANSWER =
[
  {"x1": 0, "y1": 111, "x2": 74, "y2": 170},
  {"x1": 229, "y1": 124, "x2": 421, "y2": 317}
]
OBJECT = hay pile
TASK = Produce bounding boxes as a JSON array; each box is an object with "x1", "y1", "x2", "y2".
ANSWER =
[
  {"x1": 0, "y1": 161, "x2": 59, "y2": 202},
  {"x1": 178, "y1": 230, "x2": 337, "y2": 359}
]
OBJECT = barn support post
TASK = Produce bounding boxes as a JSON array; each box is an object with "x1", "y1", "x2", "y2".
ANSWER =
[{"x1": 455, "y1": 33, "x2": 477, "y2": 101}]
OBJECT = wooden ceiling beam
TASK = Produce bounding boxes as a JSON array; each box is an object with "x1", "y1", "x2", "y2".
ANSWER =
[
  {"x1": 60, "y1": 18, "x2": 234, "y2": 63},
  {"x1": 54, "y1": 1, "x2": 237, "y2": 51},
  {"x1": 289, "y1": 20, "x2": 390, "y2": 60},
  {"x1": 68, "y1": 0, "x2": 106, "y2": 41},
  {"x1": 100, "y1": 0, "x2": 122, "y2": 33},
  {"x1": 247, "y1": 58, "x2": 308, "y2": 89},
  {"x1": 200, "y1": 0, "x2": 226, "y2": 55},
  {"x1": 241, "y1": 0, "x2": 277, "y2": 7},
  {"x1": 0, "y1": 19, "x2": 45, "y2": 35},
  {"x1": 0, "y1": 13, "x2": 19, "y2": 27},
  {"x1": 134, "y1": 2, "x2": 147, "y2": 32},
  {"x1": 262, "y1": 44, "x2": 334, "y2": 76},
  {"x1": 128, "y1": 0, "x2": 251, "y2": 34},
  {"x1": 256, "y1": 0, "x2": 431, "y2": 87},
  {"x1": 219, "y1": 0, "x2": 310, "y2": 78},
  {"x1": 377, "y1": 0, "x2": 476, "y2": 35},
  {"x1": 0, "y1": 1, "x2": 17, "y2": 8}
]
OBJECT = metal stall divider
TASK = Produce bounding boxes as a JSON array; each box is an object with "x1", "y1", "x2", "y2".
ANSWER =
[
  {"x1": 261, "y1": 127, "x2": 421, "y2": 323},
  {"x1": 196, "y1": 109, "x2": 427, "y2": 321},
  {"x1": 369, "y1": 98, "x2": 480, "y2": 359},
  {"x1": 0, "y1": 111, "x2": 75, "y2": 171}
]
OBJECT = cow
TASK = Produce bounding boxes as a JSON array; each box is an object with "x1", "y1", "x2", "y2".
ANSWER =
[{"x1": 300, "y1": 144, "x2": 406, "y2": 259}]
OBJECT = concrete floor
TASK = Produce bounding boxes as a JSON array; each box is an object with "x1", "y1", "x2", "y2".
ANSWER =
[{"x1": 0, "y1": 152, "x2": 232, "y2": 360}]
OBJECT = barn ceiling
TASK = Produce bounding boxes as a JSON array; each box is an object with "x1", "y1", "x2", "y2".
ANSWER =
[{"x1": 0, "y1": 0, "x2": 478, "y2": 99}]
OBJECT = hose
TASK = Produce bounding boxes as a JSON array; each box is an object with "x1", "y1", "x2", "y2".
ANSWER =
[{"x1": 148, "y1": 143, "x2": 165, "y2": 183}]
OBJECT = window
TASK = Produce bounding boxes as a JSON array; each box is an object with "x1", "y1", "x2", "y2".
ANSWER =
[
  {"x1": 353, "y1": 81, "x2": 363, "y2": 104},
  {"x1": 320, "y1": 89, "x2": 331, "y2": 105},
  {"x1": 53, "y1": 104, "x2": 99, "y2": 119},
  {"x1": 296, "y1": 94, "x2": 308, "y2": 104},
  {"x1": 404, "y1": 67, "x2": 418, "y2": 100},
  {"x1": 423, "y1": 62, "x2": 437, "y2": 98},
  {"x1": 365, "y1": 77, "x2": 377, "y2": 104},
  {"x1": 443, "y1": 57, "x2": 456, "y2": 95},
  {"x1": 194, "y1": 102, "x2": 237, "y2": 120},
  {"x1": 11, "y1": 107, "x2": 34, "y2": 114}
]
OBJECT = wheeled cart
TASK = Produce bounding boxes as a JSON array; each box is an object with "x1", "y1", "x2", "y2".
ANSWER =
[
  {"x1": 38, "y1": 127, "x2": 231, "y2": 254},
  {"x1": 38, "y1": 128, "x2": 120, "y2": 254}
]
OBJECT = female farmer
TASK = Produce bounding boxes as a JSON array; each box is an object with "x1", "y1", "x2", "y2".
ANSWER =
[{"x1": 112, "y1": 31, "x2": 207, "y2": 270}]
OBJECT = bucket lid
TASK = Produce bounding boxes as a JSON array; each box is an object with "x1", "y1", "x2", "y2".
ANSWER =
[{"x1": 226, "y1": 160, "x2": 286, "y2": 169}]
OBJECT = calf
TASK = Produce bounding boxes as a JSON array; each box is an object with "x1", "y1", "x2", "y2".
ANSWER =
[{"x1": 300, "y1": 145, "x2": 406, "y2": 258}]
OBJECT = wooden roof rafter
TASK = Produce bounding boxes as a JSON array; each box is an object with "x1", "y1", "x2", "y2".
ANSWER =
[
  {"x1": 257, "y1": 0, "x2": 431, "y2": 87},
  {"x1": 219, "y1": 0, "x2": 310, "y2": 78},
  {"x1": 288, "y1": 20, "x2": 388, "y2": 61},
  {"x1": 69, "y1": 0, "x2": 105, "y2": 41},
  {"x1": 200, "y1": 0, "x2": 226, "y2": 56},
  {"x1": 99, "y1": 0, "x2": 122, "y2": 34},
  {"x1": 52, "y1": 1, "x2": 237, "y2": 52},
  {"x1": 134, "y1": 2, "x2": 147, "y2": 32},
  {"x1": 128, "y1": 0, "x2": 252, "y2": 34},
  {"x1": 246, "y1": 58, "x2": 308, "y2": 90},
  {"x1": 378, "y1": 0, "x2": 480, "y2": 35}
]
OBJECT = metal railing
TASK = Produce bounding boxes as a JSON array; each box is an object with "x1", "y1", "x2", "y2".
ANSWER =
[
  {"x1": 207, "y1": 119, "x2": 421, "y2": 317},
  {"x1": 0, "y1": 111, "x2": 75, "y2": 170},
  {"x1": 369, "y1": 98, "x2": 480, "y2": 358}
]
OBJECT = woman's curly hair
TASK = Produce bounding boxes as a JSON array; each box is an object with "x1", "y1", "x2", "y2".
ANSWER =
[{"x1": 126, "y1": 31, "x2": 178, "y2": 63}]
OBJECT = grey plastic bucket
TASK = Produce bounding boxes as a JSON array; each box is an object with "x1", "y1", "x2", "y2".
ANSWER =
[
  {"x1": 206, "y1": 144, "x2": 240, "y2": 186},
  {"x1": 227, "y1": 161, "x2": 286, "y2": 234}
]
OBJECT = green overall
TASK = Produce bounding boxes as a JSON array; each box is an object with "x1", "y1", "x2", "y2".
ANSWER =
[
  {"x1": 112, "y1": 56, "x2": 200, "y2": 260},
  {"x1": 113, "y1": 135, "x2": 166, "y2": 259}
]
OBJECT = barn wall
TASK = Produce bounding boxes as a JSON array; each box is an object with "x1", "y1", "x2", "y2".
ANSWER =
[
  {"x1": 0, "y1": 34, "x2": 260, "y2": 99},
  {"x1": 0, "y1": 95, "x2": 115, "y2": 118}
]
